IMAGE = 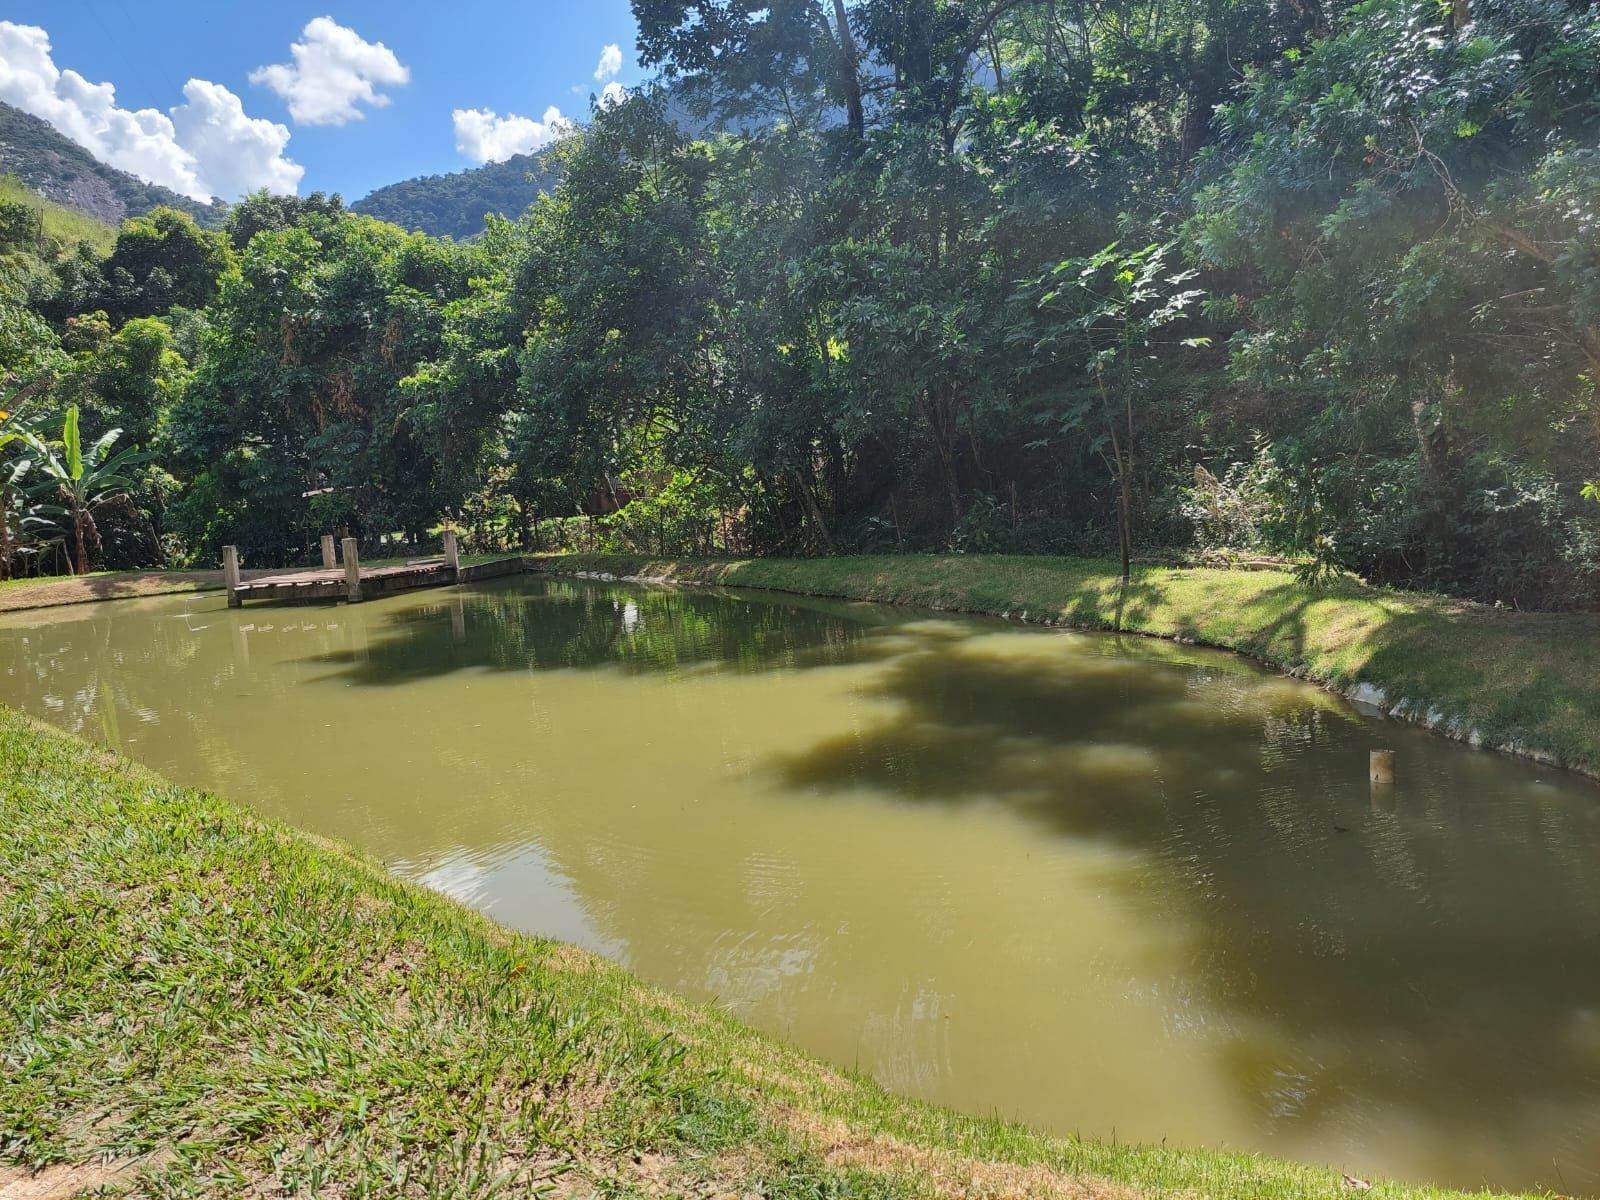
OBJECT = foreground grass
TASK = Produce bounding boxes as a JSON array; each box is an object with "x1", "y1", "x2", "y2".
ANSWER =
[
  {"x1": 0, "y1": 709, "x2": 1526, "y2": 1200},
  {"x1": 541, "y1": 554, "x2": 1600, "y2": 778}
]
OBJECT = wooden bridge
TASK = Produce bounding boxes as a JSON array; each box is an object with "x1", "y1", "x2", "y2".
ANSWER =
[{"x1": 223, "y1": 533, "x2": 524, "y2": 607}]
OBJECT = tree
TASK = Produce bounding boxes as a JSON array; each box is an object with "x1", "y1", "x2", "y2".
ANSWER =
[
  {"x1": 95, "y1": 207, "x2": 231, "y2": 324},
  {"x1": 1024, "y1": 242, "x2": 1205, "y2": 579},
  {"x1": 0, "y1": 376, "x2": 53, "y2": 579},
  {"x1": 169, "y1": 213, "x2": 467, "y2": 564},
  {"x1": 22, "y1": 405, "x2": 147, "y2": 575},
  {"x1": 1190, "y1": 0, "x2": 1600, "y2": 601}
]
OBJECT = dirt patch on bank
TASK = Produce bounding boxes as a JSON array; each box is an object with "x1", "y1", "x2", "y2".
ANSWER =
[
  {"x1": 0, "y1": 569, "x2": 296, "y2": 613},
  {"x1": 774, "y1": 1107, "x2": 1139, "y2": 1200}
]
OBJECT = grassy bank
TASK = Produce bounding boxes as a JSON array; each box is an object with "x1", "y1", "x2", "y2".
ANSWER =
[
  {"x1": 539, "y1": 554, "x2": 1600, "y2": 779},
  {"x1": 0, "y1": 708, "x2": 1520, "y2": 1200}
]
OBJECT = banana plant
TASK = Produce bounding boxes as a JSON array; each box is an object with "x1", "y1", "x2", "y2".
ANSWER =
[
  {"x1": 0, "y1": 378, "x2": 52, "y2": 581},
  {"x1": 21, "y1": 406, "x2": 149, "y2": 576}
]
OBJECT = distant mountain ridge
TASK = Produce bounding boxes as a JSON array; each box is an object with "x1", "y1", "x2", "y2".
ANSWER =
[
  {"x1": 352, "y1": 151, "x2": 559, "y2": 239},
  {"x1": 0, "y1": 90, "x2": 714, "y2": 242},
  {"x1": 0, "y1": 100, "x2": 224, "y2": 228}
]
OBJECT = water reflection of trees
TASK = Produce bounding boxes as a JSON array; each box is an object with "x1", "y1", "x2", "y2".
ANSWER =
[
  {"x1": 303, "y1": 578, "x2": 900, "y2": 684},
  {"x1": 768, "y1": 636, "x2": 1600, "y2": 1144}
]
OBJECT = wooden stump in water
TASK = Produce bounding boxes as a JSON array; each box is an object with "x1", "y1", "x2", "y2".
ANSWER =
[{"x1": 1369, "y1": 749, "x2": 1396, "y2": 785}]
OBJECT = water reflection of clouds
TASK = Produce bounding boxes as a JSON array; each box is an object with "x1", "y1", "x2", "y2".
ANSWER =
[{"x1": 402, "y1": 842, "x2": 622, "y2": 961}]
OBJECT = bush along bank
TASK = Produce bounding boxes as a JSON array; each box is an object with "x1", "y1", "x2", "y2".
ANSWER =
[{"x1": 534, "y1": 554, "x2": 1600, "y2": 780}]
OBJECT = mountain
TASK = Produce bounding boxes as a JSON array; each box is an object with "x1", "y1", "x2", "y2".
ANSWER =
[
  {"x1": 352, "y1": 152, "x2": 559, "y2": 239},
  {"x1": 0, "y1": 100, "x2": 224, "y2": 228}
]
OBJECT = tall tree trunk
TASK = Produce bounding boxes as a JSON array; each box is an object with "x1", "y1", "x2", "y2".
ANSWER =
[
  {"x1": 791, "y1": 468, "x2": 837, "y2": 554},
  {"x1": 829, "y1": 0, "x2": 865, "y2": 139},
  {"x1": 917, "y1": 390, "x2": 963, "y2": 523},
  {"x1": 1100, "y1": 368, "x2": 1135, "y2": 582}
]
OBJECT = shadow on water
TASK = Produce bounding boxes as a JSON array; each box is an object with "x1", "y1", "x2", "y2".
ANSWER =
[
  {"x1": 301, "y1": 576, "x2": 910, "y2": 684},
  {"x1": 767, "y1": 632, "x2": 1600, "y2": 1136}
]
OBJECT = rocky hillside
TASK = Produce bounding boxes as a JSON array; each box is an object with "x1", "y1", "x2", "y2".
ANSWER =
[{"x1": 0, "y1": 100, "x2": 222, "y2": 227}]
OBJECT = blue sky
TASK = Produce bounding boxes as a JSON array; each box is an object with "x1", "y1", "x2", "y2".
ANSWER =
[{"x1": 0, "y1": 1, "x2": 643, "y2": 201}]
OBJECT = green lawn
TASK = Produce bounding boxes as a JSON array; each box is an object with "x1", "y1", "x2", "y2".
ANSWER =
[
  {"x1": 0, "y1": 707, "x2": 1525, "y2": 1200},
  {"x1": 541, "y1": 554, "x2": 1600, "y2": 778}
]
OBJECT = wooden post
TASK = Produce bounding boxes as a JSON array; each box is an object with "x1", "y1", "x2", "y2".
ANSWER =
[
  {"x1": 343, "y1": 538, "x2": 362, "y2": 603},
  {"x1": 1369, "y1": 749, "x2": 1396, "y2": 785},
  {"x1": 320, "y1": 534, "x2": 337, "y2": 570},
  {"x1": 443, "y1": 528, "x2": 460, "y2": 577},
  {"x1": 223, "y1": 545, "x2": 242, "y2": 608}
]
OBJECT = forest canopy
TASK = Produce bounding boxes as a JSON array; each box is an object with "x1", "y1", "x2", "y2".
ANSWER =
[{"x1": 1, "y1": 0, "x2": 1597, "y2": 610}]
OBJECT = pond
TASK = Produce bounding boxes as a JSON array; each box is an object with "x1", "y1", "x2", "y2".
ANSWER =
[{"x1": 4, "y1": 574, "x2": 1599, "y2": 1194}]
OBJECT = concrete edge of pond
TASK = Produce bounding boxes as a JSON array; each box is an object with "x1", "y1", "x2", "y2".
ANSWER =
[{"x1": 523, "y1": 555, "x2": 1600, "y2": 786}]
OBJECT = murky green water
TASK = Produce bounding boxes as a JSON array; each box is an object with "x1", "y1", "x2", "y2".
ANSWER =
[{"x1": 5, "y1": 575, "x2": 1600, "y2": 1193}]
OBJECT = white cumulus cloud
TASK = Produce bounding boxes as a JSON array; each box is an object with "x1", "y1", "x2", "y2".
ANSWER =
[
  {"x1": 0, "y1": 20, "x2": 302, "y2": 202},
  {"x1": 452, "y1": 105, "x2": 572, "y2": 164},
  {"x1": 250, "y1": 17, "x2": 409, "y2": 126},
  {"x1": 599, "y1": 81, "x2": 626, "y2": 108},
  {"x1": 170, "y1": 80, "x2": 303, "y2": 199},
  {"x1": 594, "y1": 43, "x2": 623, "y2": 82}
]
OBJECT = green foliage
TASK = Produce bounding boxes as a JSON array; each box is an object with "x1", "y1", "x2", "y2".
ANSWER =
[
  {"x1": 19, "y1": 404, "x2": 149, "y2": 574},
  {"x1": 90, "y1": 207, "x2": 232, "y2": 323},
  {"x1": 1186, "y1": 0, "x2": 1600, "y2": 604},
  {"x1": 351, "y1": 151, "x2": 559, "y2": 239},
  {"x1": 168, "y1": 212, "x2": 468, "y2": 565},
  {"x1": 0, "y1": 0, "x2": 1594, "y2": 606},
  {"x1": 0, "y1": 174, "x2": 115, "y2": 255}
]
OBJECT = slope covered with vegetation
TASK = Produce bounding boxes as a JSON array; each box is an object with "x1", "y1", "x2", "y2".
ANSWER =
[
  {"x1": 0, "y1": 0, "x2": 1595, "y2": 617},
  {"x1": 0, "y1": 705, "x2": 1539, "y2": 1199},
  {"x1": 352, "y1": 150, "x2": 559, "y2": 238},
  {"x1": 0, "y1": 175, "x2": 115, "y2": 256},
  {"x1": 0, "y1": 100, "x2": 223, "y2": 228}
]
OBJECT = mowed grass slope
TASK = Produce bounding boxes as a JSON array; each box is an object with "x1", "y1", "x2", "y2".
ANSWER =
[
  {"x1": 543, "y1": 554, "x2": 1600, "y2": 778},
  {"x1": 0, "y1": 709, "x2": 1527, "y2": 1200}
]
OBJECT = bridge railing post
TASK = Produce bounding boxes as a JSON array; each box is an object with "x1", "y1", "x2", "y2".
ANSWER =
[
  {"x1": 443, "y1": 528, "x2": 460, "y2": 578},
  {"x1": 320, "y1": 534, "x2": 337, "y2": 570},
  {"x1": 343, "y1": 538, "x2": 362, "y2": 603},
  {"x1": 223, "y1": 545, "x2": 242, "y2": 608}
]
